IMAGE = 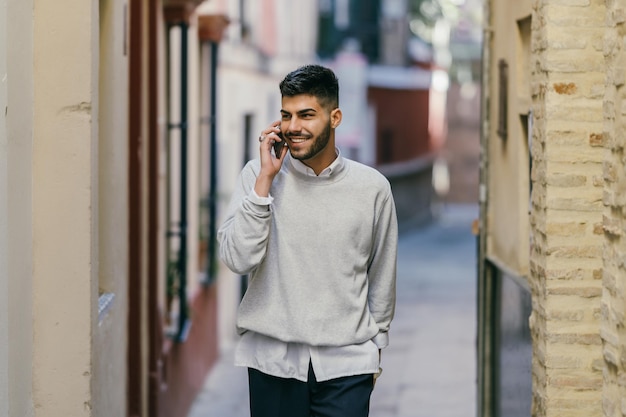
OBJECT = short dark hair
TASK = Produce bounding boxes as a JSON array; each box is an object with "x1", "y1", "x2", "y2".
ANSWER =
[{"x1": 279, "y1": 64, "x2": 339, "y2": 110}]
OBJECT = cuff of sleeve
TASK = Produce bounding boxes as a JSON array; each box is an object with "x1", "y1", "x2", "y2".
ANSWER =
[
  {"x1": 372, "y1": 332, "x2": 389, "y2": 349},
  {"x1": 249, "y1": 189, "x2": 273, "y2": 206}
]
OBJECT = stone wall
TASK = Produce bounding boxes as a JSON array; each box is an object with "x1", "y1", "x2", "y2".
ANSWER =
[
  {"x1": 529, "y1": 0, "x2": 606, "y2": 415},
  {"x1": 602, "y1": 0, "x2": 626, "y2": 415}
]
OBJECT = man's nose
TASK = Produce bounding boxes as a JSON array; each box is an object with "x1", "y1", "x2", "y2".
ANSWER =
[{"x1": 287, "y1": 118, "x2": 302, "y2": 133}]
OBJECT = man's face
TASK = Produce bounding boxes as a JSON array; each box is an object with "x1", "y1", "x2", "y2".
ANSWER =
[{"x1": 280, "y1": 94, "x2": 339, "y2": 165}]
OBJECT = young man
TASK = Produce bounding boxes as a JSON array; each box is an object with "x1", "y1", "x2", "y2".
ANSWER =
[{"x1": 217, "y1": 64, "x2": 398, "y2": 417}]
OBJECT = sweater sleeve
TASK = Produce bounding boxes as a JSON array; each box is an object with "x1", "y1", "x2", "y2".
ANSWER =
[
  {"x1": 367, "y1": 189, "x2": 398, "y2": 349},
  {"x1": 217, "y1": 162, "x2": 273, "y2": 275}
]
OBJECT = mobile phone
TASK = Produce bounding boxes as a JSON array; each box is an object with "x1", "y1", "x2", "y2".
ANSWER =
[{"x1": 273, "y1": 132, "x2": 286, "y2": 156}]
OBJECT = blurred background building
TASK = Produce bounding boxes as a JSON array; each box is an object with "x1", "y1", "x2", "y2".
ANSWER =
[{"x1": 0, "y1": 1, "x2": 481, "y2": 416}]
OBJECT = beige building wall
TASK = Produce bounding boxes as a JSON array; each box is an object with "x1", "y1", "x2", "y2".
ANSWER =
[
  {"x1": 30, "y1": 0, "x2": 100, "y2": 415},
  {"x1": 0, "y1": 0, "x2": 128, "y2": 417},
  {"x1": 486, "y1": 0, "x2": 532, "y2": 276}
]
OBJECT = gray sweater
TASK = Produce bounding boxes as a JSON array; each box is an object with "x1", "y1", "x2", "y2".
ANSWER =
[{"x1": 218, "y1": 153, "x2": 398, "y2": 348}]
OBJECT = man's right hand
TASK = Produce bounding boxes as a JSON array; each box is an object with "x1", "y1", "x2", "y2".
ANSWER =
[{"x1": 255, "y1": 121, "x2": 287, "y2": 197}]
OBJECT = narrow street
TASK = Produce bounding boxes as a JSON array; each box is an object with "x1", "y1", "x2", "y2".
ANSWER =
[{"x1": 188, "y1": 203, "x2": 478, "y2": 417}]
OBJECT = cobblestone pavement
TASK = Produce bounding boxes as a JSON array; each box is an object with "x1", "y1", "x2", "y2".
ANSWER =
[{"x1": 188, "y1": 204, "x2": 478, "y2": 417}]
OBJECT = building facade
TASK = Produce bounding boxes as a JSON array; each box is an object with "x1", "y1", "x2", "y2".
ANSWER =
[{"x1": 479, "y1": 0, "x2": 626, "y2": 416}]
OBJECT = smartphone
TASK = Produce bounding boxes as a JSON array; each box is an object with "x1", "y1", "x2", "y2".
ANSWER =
[{"x1": 273, "y1": 132, "x2": 286, "y2": 156}]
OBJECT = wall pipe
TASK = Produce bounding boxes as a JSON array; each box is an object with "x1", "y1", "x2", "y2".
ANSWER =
[{"x1": 206, "y1": 41, "x2": 219, "y2": 285}]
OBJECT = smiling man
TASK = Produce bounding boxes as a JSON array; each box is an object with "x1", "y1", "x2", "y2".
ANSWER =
[{"x1": 217, "y1": 64, "x2": 398, "y2": 417}]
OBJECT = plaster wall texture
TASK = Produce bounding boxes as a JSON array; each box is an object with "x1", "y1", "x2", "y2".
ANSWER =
[{"x1": 32, "y1": 1, "x2": 99, "y2": 415}]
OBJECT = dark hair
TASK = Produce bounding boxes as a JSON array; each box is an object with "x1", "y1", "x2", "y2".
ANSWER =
[{"x1": 279, "y1": 64, "x2": 339, "y2": 110}]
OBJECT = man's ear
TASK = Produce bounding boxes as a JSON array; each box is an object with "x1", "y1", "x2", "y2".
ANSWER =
[{"x1": 330, "y1": 108, "x2": 342, "y2": 129}]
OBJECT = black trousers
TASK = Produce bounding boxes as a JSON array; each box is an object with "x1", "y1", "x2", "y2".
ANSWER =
[{"x1": 248, "y1": 362, "x2": 374, "y2": 417}]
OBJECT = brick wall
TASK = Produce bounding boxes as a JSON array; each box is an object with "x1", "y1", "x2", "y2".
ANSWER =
[
  {"x1": 602, "y1": 0, "x2": 626, "y2": 415},
  {"x1": 529, "y1": 0, "x2": 606, "y2": 415}
]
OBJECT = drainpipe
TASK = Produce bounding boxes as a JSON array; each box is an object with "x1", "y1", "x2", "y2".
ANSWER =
[
  {"x1": 206, "y1": 41, "x2": 218, "y2": 284},
  {"x1": 177, "y1": 20, "x2": 190, "y2": 342}
]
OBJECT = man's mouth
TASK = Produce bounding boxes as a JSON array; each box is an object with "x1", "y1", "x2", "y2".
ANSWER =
[{"x1": 289, "y1": 136, "x2": 310, "y2": 144}]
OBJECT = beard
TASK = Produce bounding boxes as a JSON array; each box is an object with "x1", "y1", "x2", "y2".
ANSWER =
[{"x1": 289, "y1": 122, "x2": 332, "y2": 162}]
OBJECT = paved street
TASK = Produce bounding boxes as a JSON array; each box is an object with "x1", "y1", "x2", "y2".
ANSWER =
[{"x1": 188, "y1": 203, "x2": 478, "y2": 417}]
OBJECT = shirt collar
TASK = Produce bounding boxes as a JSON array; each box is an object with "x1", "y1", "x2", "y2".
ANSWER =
[{"x1": 290, "y1": 148, "x2": 343, "y2": 177}]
